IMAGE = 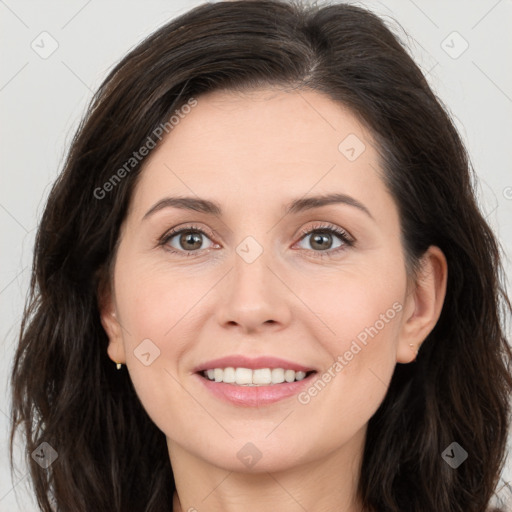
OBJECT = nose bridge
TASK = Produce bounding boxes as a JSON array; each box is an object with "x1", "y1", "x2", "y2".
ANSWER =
[
  {"x1": 232, "y1": 232, "x2": 275, "y2": 303},
  {"x1": 215, "y1": 228, "x2": 291, "y2": 331}
]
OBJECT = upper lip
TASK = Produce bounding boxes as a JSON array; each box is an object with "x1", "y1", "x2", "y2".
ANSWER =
[{"x1": 193, "y1": 355, "x2": 317, "y2": 373}]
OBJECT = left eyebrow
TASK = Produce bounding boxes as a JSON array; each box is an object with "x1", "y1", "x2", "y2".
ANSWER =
[
  {"x1": 285, "y1": 192, "x2": 374, "y2": 220},
  {"x1": 142, "y1": 192, "x2": 374, "y2": 222}
]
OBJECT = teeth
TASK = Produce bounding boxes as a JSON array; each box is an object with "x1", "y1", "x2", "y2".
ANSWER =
[
  {"x1": 223, "y1": 367, "x2": 236, "y2": 383},
  {"x1": 202, "y1": 367, "x2": 310, "y2": 385},
  {"x1": 235, "y1": 367, "x2": 252, "y2": 384},
  {"x1": 271, "y1": 368, "x2": 285, "y2": 383},
  {"x1": 285, "y1": 369, "x2": 295, "y2": 382},
  {"x1": 252, "y1": 368, "x2": 271, "y2": 385}
]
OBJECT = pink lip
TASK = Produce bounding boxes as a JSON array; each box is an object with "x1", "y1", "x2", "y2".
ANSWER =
[
  {"x1": 192, "y1": 355, "x2": 315, "y2": 373},
  {"x1": 193, "y1": 371, "x2": 317, "y2": 407}
]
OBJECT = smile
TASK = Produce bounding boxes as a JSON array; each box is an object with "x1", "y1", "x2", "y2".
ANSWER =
[
  {"x1": 195, "y1": 368, "x2": 318, "y2": 407},
  {"x1": 202, "y1": 367, "x2": 314, "y2": 385}
]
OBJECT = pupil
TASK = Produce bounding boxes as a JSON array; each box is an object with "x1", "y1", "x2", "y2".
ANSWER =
[
  {"x1": 312, "y1": 232, "x2": 331, "y2": 250},
  {"x1": 182, "y1": 232, "x2": 201, "y2": 249}
]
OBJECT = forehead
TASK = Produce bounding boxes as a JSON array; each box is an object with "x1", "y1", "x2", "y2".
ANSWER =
[
  {"x1": 129, "y1": 87, "x2": 391, "y2": 221},
  {"x1": 161, "y1": 87, "x2": 374, "y2": 159}
]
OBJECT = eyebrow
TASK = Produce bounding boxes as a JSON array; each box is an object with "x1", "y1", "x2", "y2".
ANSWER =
[{"x1": 142, "y1": 192, "x2": 374, "y2": 221}]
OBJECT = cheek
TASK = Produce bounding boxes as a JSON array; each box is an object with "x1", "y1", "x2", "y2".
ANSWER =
[
  {"x1": 333, "y1": 289, "x2": 403, "y2": 362},
  {"x1": 297, "y1": 264, "x2": 404, "y2": 352},
  {"x1": 295, "y1": 295, "x2": 401, "y2": 455},
  {"x1": 112, "y1": 257, "x2": 199, "y2": 425},
  {"x1": 295, "y1": 264, "x2": 404, "y2": 410},
  {"x1": 115, "y1": 257, "x2": 207, "y2": 344}
]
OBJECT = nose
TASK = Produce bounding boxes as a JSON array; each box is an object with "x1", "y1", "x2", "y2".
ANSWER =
[{"x1": 215, "y1": 242, "x2": 292, "y2": 334}]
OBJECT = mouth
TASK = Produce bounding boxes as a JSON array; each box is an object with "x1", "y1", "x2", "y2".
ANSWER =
[
  {"x1": 198, "y1": 367, "x2": 317, "y2": 386},
  {"x1": 193, "y1": 362, "x2": 318, "y2": 406}
]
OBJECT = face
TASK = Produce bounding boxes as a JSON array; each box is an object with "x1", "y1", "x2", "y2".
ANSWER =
[{"x1": 101, "y1": 87, "x2": 442, "y2": 475}]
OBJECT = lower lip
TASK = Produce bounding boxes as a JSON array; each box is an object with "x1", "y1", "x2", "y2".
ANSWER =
[{"x1": 194, "y1": 372, "x2": 317, "y2": 407}]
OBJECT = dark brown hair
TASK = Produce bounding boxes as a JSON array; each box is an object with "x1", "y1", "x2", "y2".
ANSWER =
[{"x1": 9, "y1": 1, "x2": 512, "y2": 510}]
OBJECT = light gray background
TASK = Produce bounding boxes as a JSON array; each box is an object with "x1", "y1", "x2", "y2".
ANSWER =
[{"x1": 1, "y1": 0, "x2": 511, "y2": 510}]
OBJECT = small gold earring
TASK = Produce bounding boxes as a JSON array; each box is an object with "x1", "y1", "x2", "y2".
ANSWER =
[{"x1": 115, "y1": 362, "x2": 122, "y2": 370}]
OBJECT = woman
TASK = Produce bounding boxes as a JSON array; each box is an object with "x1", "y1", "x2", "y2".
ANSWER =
[{"x1": 9, "y1": 1, "x2": 512, "y2": 511}]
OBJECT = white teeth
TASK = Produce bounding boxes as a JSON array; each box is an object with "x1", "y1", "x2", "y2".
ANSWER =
[
  {"x1": 235, "y1": 367, "x2": 252, "y2": 385},
  {"x1": 253, "y1": 368, "x2": 272, "y2": 385},
  {"x1": 202, "y1": 367, "x2": 311, "y2": 385},
  {"x1": 284, "y1": 369, "x2": 295, "y2": 382},
  {"x1": 271, "y1": 368, "x2": 285, "y2": 383},
  {"x1": 222, "y1": 367, "x2": 236, "y2": 383}
]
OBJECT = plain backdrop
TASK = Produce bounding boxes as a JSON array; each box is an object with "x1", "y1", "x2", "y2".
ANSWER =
[{"x1": 1, "y1": 0, "x2": 511, "y2": 510}]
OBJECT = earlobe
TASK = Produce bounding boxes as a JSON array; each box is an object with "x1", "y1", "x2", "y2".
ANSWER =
[
  {"x1": 396, "y1": 246, "x2": 448, "y2": 364},
  {"x1": 98, "y1": 282, "x2": 126, "y2": 366}
]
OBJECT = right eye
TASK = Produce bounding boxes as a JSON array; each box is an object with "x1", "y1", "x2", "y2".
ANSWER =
[{"x1": 159, "y1": 224, "x2": 217, "y2": 256}]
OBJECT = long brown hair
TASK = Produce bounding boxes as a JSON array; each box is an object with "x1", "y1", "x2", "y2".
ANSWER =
[{"x1": 9, "y1": 1, "x2": 512, "y2": 510}]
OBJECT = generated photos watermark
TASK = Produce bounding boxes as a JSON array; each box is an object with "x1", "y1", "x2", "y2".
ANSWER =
[
  {"x1": 298, "y1": 301, "x2": 403, "y2": 404},
  {"x1": 93, "y1": 97, "x2": 198, "y2": 200}
]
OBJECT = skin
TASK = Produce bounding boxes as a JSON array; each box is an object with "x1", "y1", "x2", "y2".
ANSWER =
[{"x1": 100, "y1": 87, "x2": 447, "y2": 512}]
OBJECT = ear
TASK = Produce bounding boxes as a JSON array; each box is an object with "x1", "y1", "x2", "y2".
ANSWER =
[
  {"x1": 97, "y1": 274, "x2": 126, "y2": 366},
  {"x1": 396, "y1": 245, "x2": 448, "y2": 364}
]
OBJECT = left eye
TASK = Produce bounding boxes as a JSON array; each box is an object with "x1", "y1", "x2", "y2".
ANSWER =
[{"x1": 296, "y1": 228, "x2": 348, "y2": 252}]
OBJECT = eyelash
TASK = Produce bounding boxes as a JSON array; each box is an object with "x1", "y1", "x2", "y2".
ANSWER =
[{"x1": 158, "y1": 222, "x2": 355, "y2": 260}]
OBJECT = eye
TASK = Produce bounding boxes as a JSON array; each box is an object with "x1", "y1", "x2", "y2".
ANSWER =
[
  {"x1": 294, "y1": 222, "x2": 354, "y2": 259},
  {"x1": 159, "y1": 224, "x2": 216, "y2": 256}
]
